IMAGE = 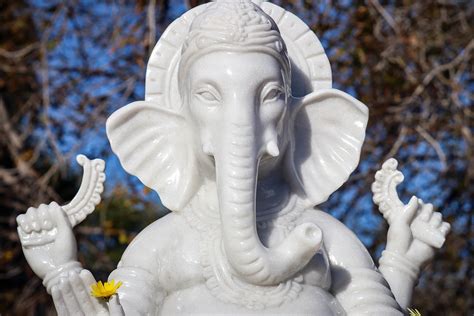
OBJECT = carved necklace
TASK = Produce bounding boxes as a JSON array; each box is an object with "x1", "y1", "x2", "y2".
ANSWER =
[{"x1": 183, "y1": 183, "x2": 306, "y2": 310}]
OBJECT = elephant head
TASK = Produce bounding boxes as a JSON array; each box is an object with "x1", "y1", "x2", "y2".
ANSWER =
[{"x1": 106, "y1": 0, "x2": 368, "y2": 286}]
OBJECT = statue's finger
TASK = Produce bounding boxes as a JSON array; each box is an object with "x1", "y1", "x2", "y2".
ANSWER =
[
  {"x1": 16, "y1": 214, "x2": 30, "y2": 234},
  {"x1": 24, "y1": 207, "x2": 39, "y2": 233},
  {"x1": 37, "y1": 204, "x2": 55, "y2": 230},
  {"x1": 430, "y1": 212, "x2": 442, "y2": 227},
  {"x1": 401, "y1": 196, "x2": 419, "y2": 224},
  {"x1": 37, "y1": 207, "x2": 49, "y2": 230},
  {"x1": 432, "y1": 234, "x2": 445, "y2": 248},
  {"x1": 440, "y1": 222, "x2": 451, "y2": 235},
  {"x1": 79, "y1": 269, "x2": 95, "y2": 286},
  {"x1": 28, "y1": 206, "x2": 42, "y2": 232},
  {"x1": 69, "y1": 271, "x2": 96, "y2": 315},
  {"x1": 49, "y1": 201, "x2": 61, "y2": 209},
  {"x1": 424, "y1": 228, "x2": 445, "y2": 248},
  {"x1": 79, "y1": 270, "x2": 108, "y2": 313},
  {"x1": 109, "y1": 294, "x2": 125, "y2": 316},
  {"x1": 412, "y1": 214, "x2": 446, "y2": 248},
  {"x1": 48, "y1": 202, "x2": 70, "y2": 230},
  {"x1": 16, "y1": 227, "x2": 26, "y2": 242},
  {"x1": 419, "y1": 203, "x2": 433, "y2": 221},
  {"x1": 51, "y1": 285, "x2": 69, "y2": 316},
  {"x1": 58, "y1": 277, "x2": 82, "y2": 316},
  {"x1": 16, "y1": 227, "x2": 34, "y2": 248},
  {"x1": 43, "y1": 218, "x2": 53, "y2": 230}
]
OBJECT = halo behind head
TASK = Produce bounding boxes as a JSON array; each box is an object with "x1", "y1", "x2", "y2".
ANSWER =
[{"x1": 145, "y1": 1, "x2": 331, "y2": 110}]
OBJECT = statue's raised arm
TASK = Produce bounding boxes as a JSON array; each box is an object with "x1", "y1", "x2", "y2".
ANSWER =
[
  {"x1": 17, "y1": 1, "x2": 450, "y2": 315},
  {"x1": 373, "y1": 158, "x2": 450, "y2": 309},
  {"x1": 16, "y1": 156, "x2": 124, "y2": 315}
]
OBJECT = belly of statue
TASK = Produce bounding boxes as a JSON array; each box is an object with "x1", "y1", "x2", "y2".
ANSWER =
[
  {"x1": 159, "y1": 284, "x2": 344, "y2": 315},
  {"x1": 156, "y1": 214, "x2": 341, "y2": 314}
]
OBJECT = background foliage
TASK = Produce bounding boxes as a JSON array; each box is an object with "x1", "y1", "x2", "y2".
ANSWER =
[{"x1": 1, "y1": 0, "x2": 472, "y2": 315}]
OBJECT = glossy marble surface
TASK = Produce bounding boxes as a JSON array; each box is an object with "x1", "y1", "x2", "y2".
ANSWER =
[{"x1": 17, "y1": 1, "x2": 449, "y2": 315}]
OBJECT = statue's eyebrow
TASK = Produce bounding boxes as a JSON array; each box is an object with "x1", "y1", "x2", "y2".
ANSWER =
[{"x1": 256, "y1": 69, "x2": 285, "y2": 85}]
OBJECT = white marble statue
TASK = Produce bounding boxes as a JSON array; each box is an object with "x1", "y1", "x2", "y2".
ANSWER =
[{"x1": 17, "y1": 1, "x2": 450, "y2": 315}]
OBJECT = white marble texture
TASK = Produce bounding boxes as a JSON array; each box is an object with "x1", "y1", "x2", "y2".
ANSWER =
[{"x1": 17, "y1": 1, "x2": 450, "y2": 315}]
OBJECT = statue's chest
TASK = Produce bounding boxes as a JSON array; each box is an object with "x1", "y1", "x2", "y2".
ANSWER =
[
  {"x1": 156, "y1": 228, "x2": 205, "y2": 293},
  {"x1": 173, "y1": 201, "x2": 332, "y2": 310}
]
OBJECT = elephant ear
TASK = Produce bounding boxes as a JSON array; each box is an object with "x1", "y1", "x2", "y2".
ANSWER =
[
  {"x1": 286, "y1": 89, "x2": 368, "y2": 206},
  {"x1": 106, "y1": 101, "x2": 199, "y2": 211}
]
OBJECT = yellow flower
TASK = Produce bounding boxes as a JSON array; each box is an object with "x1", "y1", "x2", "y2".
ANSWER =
[
  {"x1": 407, "y1": 308, "x2": 422, "y2": 316},
  {"x1": 90, "y1": 280, "x2": 122, "y2": 299}
]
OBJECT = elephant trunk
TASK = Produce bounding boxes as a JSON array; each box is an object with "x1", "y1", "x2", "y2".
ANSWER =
[{"x1": 216, "y1": 121, "x2": 322, "y2": 286}]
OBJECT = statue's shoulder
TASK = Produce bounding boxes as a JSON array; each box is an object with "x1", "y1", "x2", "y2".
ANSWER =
[
  {"x1": 119, "y1": 212, "x2": 194, "y2": 266},
  {"x1": 131, "y1": 212, "x2": 193, "y2": 244}
]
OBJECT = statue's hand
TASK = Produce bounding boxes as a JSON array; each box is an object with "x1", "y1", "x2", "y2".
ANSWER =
[
  {"x1": 52, "y1": 270, "x2": 123, "y2": 316},
  {"x1": 374, "y1": 159, "x2": 450, "y2": 309},
  {"x1": 17, "y1": 202, "x2": 77, "y2": 279},
  {"x1": 386, "y1": 196, "x2": 450, "y2": 267}
]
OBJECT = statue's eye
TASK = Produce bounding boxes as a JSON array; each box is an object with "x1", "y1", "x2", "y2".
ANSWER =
[
  {"x1": 195, "y1": 86, "x2": 221, "y2": 104},
  {"x1": 261, "y1": 87, "x2": 284, "y2": 104}
]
